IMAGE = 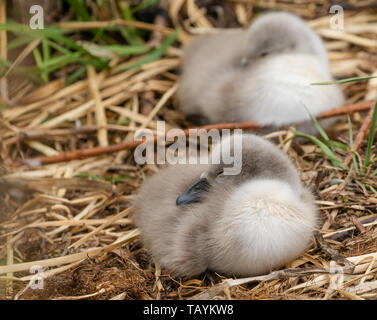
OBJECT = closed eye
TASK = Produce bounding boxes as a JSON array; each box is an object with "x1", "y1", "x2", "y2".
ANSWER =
[
  {"x1": 216, "y1": 169, "x2": 224, "y2": 176},
  {"x1": 260, "y1": 52, "x2": 268, "y2": 57}
]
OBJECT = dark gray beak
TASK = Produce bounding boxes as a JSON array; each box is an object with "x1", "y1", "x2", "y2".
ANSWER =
[{"x1": 176, "y1": 178, "x2": 211, "y2": 206}]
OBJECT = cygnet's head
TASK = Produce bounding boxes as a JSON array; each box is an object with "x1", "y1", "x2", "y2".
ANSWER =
[
  {"x1": 176, "y1": 133, "x2": 302, "y2": 205},
  {"x1": 242, "y1": 12, "x2": 327, "y2": 66}
]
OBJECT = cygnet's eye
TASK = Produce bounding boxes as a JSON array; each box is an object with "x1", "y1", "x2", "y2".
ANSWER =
[
  {"x1": 260, "y1": 51, "x2": 268, "y2": 57},
  {"x1": 215, "y1": 168, "x2": 224, "y2": 176},
  {"x1": 215, "y1": 169, "x2": 226, "y2": 183}
]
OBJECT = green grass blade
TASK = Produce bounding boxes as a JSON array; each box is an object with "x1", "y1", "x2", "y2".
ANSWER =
[
  {"x1": 124, "y1": 30, "x2": 179, "y2": 71},
  {"x1": 32, "y1": 47, "x2": 48, "y2": 83},
  {"x1": 74, "y1": 173, "x2": 102, "y2": 181},
  {"x1": 45, "y1": 39, "x2": 72, "y2": 55},
  {"x1": 369, "y1": 185, "x2": 377, "y2": 195},
  {"x1": 40, "y1": 52, "x2": 81, "y2": 68},
  {"x1": 66, "y1": 0, "x2": 115, "y2": 43},
  {"x1": 102, "y1": 45, "x2": 149, "y2": 55},
  {"x1": 7, "y1": 35, "x2": 34, "y2": 50},
  {"x1": 42, "y1": 38, "x2": 50, "y2": 61},
  {"x1": 119, "y1": 0, "x2": 144, "y2": 45},
  {"x1": 1, "y1": 22, "x2": 109, "y2": 70},
  {"x1": 0, "y1": 22, "x2": 33, "y2": 34},
  {"x1": 302, "y1": 103, "x2": 329, "y2": 141},
  {"x1": 65, "y1": 65, "x2": 87, "y2": 86},
  {"x1": 42, "y1": 38, "x2": 50, "y2": 82},
  {"x1": 311, "y1": 76, "x2": 377, "y2": 85},
  {"x1": 364, "y1": 100, "x2": 377, "y2": 167},
  {"x1": 131, "y1": 0, "x2": 159, "y2": 13},
  {"x1": 66, "y1": 0, "x2": 92, "y2": 21},
  {"x1": 347, "y1": 116, "x2": 360, "y2": 174},
  {"x1": 323, "y1": 140, "x2": 348, "y2": 151},
  {"x1": 43, "y1": 28, "x2": 108, "y2": 68},
  {"x1": 294, "y1": 131, "x2": 349, "y2": 170},
  {"x1": 32, "y1": 47, "x2": 43, "y2": 66},
  {"x1": 45, "y1": 38, "x2": 109, "y2": 71}
]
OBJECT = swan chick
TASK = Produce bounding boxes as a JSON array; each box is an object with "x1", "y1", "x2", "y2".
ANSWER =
[
  {"x1": 178, "y1": 12, "x2": 345, "y2": 134},
  {"x1": 133, "y1": 133, "x2": 318, "y2": 277}
]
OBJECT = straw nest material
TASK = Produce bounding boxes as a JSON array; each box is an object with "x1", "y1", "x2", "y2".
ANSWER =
[{"x1": 0, "y1": 0, "x2": 377, "y2": 300}]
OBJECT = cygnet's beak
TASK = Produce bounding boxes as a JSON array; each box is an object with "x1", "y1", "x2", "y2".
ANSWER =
[{"x1": 176, "y1": 178, "x2": 211, "y2": 206}]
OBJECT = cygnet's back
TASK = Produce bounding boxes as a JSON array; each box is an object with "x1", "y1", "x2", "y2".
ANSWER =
[
  {"x1": 178, "y1": 12, "x2": 345, "y2": 132},
  {"x1": 133, "y1": 133, "x2": 318, "y2": 277}
]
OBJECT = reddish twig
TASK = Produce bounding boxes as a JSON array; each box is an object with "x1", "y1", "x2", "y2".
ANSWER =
[
  {"x1": 18, "y1": 122, "x2": 261, "y2": 166},
  {"x1": 316, "y1": 100, "x2": 374, "y2": 119},
  {"x1": 344, "y1": 104, "x2": 375, "y2": 167},
  {"x1": 17, "y1": 100, "x2": 375, "y2": 167},
  {"x1": 352, "y1": 217, "x2": 367, "y2": 234}
]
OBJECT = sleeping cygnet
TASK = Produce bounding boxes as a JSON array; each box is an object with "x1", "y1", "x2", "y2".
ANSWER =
[
  {"x1": 178, "y1": 12, "x2": 345, "y2": 134},
  {"x1": 133, "y1": 133, "x2": 318, "y2": 277}
]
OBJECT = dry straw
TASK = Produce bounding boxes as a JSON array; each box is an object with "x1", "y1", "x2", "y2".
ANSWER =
[{"x1": 0, "y1": 0, "x2": 377, "y2": 300}]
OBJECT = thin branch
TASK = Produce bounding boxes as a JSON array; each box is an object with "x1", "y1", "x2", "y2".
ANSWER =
[
  {"x1": 317, "y1": 100, "x2": 375, "y2": 119},
  {"x1": 16, "y1": 100, "x2": 375, "y2": 167},
  {"x1": 18, "y1": 121, "x2": 261, "y2": 166}
]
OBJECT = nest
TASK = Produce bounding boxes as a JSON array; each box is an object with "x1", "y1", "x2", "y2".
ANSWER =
[{"x1": 0, "y1": 0, "x2": 377, "y2": 300}]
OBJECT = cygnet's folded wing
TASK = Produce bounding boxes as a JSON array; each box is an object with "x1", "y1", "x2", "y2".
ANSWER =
[
  {"x1": 205, "y1": 179, "x2": 318, "y2": 276},
  {"x1": 132, "y1": 163, "x2": 211, "y2": 277}
]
